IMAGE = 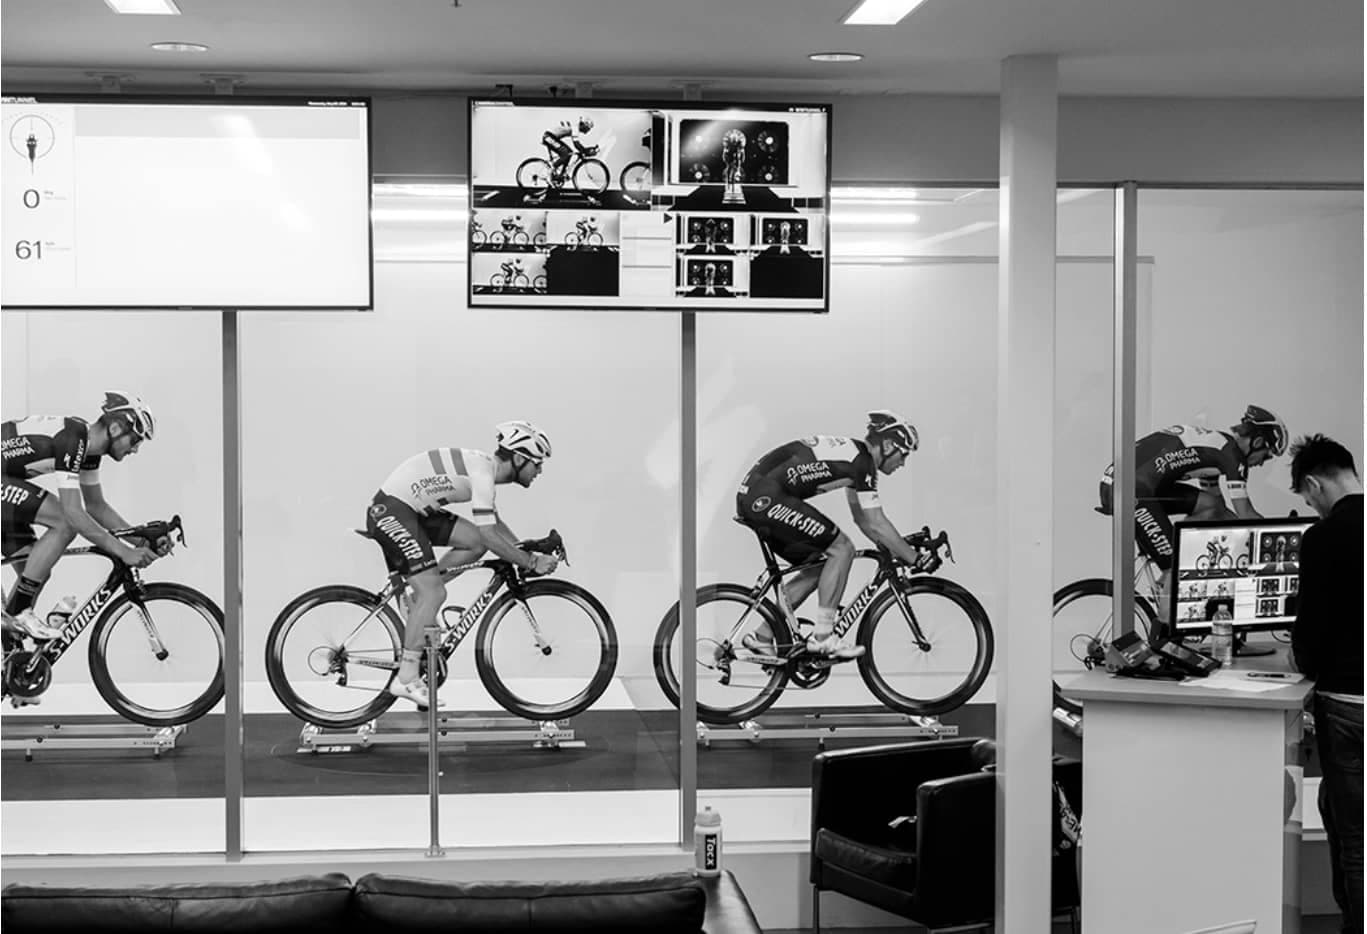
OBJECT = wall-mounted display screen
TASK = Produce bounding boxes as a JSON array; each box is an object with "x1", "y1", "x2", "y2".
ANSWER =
[
  {"x1": 1169, "y1": 517, "x2": 1315, "y2": 635},
  {"x1": 1, "y1": 94, "x2": 372, "y2": 310},
  {"x1": 468, "y1": 98, "x2": 830, "y2": 312}
]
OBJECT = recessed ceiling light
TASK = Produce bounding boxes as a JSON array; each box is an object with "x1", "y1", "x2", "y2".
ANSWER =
[
  {"x1": 842, "y1": 0, "x2": 928, "y2": 25},
  {"x1": 809, "y1": 52, "x2": 865, "y2": 63},
  {"x1": 105, "y1": 0, "x2": 181, "y2": 14},
  {"x1": 150, "y1": 41, "x2": 209, "y2": 52}
]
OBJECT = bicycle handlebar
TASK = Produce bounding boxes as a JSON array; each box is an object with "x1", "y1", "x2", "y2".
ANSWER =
[
  {"x1": 900, "y1": 525, "x2": 953, "y2": 574},
  {"x1": 113, "y1": 515, "x2": 185, "y2": 549}
]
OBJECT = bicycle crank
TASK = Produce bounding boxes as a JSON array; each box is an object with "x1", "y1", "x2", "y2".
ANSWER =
[
  {"x1": 3, "y1": 651, "x2": 53, "y2": 699},
  {"x1": 788, "y1": 659, "x2": 831, "y2": 689}
]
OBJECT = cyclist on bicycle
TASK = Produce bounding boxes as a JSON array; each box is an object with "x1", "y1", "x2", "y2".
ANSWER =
[
  {"x1": 2, "y1": 392, "x2": 162, "y2": 641},
  {"x1": 1096, "y1": 403, "x2": 1288, "y2": 581},
  {"x1": 735, "y1": 410, "x2": 929, "y2": 659},
  {"x1": 366, "y1": 421, "x2": 559, "y2": 708},
  {"x1": 542, "y1": 115, "x2": 598, "y2": 185}
]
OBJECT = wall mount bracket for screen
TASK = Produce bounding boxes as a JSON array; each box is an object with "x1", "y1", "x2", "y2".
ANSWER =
[
  {"x1": 295, "y1": 715, "x2": 584, "y2": 754},
  {"x1": 0, "y1": 720, "x2": 187, "y2": 761},
  {"x1": 694, "y1": 712, "x2": 958, "y2": 747}
]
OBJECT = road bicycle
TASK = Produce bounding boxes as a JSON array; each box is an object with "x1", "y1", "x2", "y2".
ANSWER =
[
  {"x1": 470, "y1": 216, "x2": 488, "y2": 248},
  {"x1": 653, "y1": 522, "x2": 993, "y2": 725},
  {"x1": 517, "y1": 147, "x2": 610, "y2": 202},
  {"x1": 492, "y1": 216, "x2": 547, "y2": 249},
  {"x1": 1195, "y1": 535, "x2": 1250, "y2": 572},
  {"x1": 265, "y1": 530, "x2": 618, "y2": 730},
  {"x1": 564, "y1": 218, "x2": 604, "y2": 248},
  {"x1": 1, "y1": 516, "x2": 226, "y2": 726},
  {"x1": 490, "y1": 259, "x2": 545, "y2": 291}
]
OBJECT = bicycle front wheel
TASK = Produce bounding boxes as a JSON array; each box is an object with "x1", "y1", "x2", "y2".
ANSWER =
[
  {"x1": 1051, "y1": 578, "x2": 1159, "y2": 715},
  {"x1": 652, "y1": 583, "x2": 793, "y2": 726},
  {"x1": 88, "y1": 583, "x2": 225, "y2": 727},
  {"x1": 857, "y1": 577, "x2": 994, "y2": 716},
  {"x1": 475, "y1": 580, "x2": 618, "y2": 720},
  {"x1": 574, "y1": 159, "x2": 610, "y2": 194},
  {"x1": 620, "y1": 162, "x2": 651, "y2": 202},
  {"x1": 265, "y1": 585, "x2": 403, "y2": 729}
]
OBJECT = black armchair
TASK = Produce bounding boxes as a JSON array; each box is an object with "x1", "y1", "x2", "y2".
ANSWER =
[{"x1": 810, "y1": 737, "x2": 1081, "y2": 933}]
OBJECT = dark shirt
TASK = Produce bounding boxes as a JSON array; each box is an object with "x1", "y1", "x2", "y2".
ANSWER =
[{"x1": 1292, "y1": 492, "x2": 1364, "y2": 695}]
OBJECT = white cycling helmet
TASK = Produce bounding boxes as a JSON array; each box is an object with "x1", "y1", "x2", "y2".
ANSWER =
[
  {"x1": 495, "y1": 420, "x2": 552, "y2": 463},
  {"x1": 866, "y1": 410, "x2": 918, "y2": 454},
  {"x1": 101, "y1": 390, "x2": 155, "y2": 441}
]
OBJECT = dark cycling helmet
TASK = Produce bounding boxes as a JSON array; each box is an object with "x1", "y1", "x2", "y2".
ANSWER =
[
  {"x1": 1240, "y1": 404, "x2": 1288, "y2": 456},
  {"x1": 496, "y1": 420, "x2": 552, "y2": 463},
  {"x1": 866, "y1": 410, "x2": 918, "y2": 455},
  {"x1": 101, "y1": 390, "x2": 155, "y2": 441}
]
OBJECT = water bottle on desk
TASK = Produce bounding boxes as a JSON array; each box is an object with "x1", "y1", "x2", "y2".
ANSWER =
[
  {"x1": 1211, "y1": 616, "x2": 1235, "y2": 667},
  {"x1": 694, "y1": 806, "x2": 722, "y2": 877}
]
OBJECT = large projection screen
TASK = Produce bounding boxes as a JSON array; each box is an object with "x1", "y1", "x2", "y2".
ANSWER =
[
  {"x1": 469, "y1": 98, "x2": 831, "y2": 312},
  {"x1": 1, "y1": 94, "x2": 372, "y2": 310}
]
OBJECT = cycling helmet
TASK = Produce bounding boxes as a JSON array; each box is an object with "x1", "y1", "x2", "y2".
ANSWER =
[
  {"x1": 495, "y1": 420, "x2": 552, "y2": 463},
  {"x1": 1240, "y1": 404, "x2": 1288, "y2": 456},
  {"x1": 101, "y1": 390, "x2": 155, "y2": 441},
  {"x1": 577, "y1": 116, "x2": 594, "y2": 134},
  {"x1": 866, "y1": 410, "x2": 918, "y2": 454}
]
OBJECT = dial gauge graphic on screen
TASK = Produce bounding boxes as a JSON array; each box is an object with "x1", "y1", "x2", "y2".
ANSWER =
[{"x1": 9, "y1": 114, "x2": 55, "y2": 172}]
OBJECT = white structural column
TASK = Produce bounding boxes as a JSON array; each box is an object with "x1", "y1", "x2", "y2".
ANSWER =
[{"x1": 995, "y1": 54, "x2": 1059, "y2": 932}]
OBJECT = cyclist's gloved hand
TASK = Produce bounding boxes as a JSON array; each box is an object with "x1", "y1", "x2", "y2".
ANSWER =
[
  {"x1": 151, "y1": 534, "x2": 174, "y2": 557},
  {"x1": 527, "y1": 552, "x2": 558, "y2": 576},
  {"x1": 120, "y1": 543, "x2": 158, "y2": 568}
]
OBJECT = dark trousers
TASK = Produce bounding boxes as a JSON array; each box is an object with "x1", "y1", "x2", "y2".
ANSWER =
[{"x1": 1315, "y1": 693, "x2": 1364, "y2": 934}]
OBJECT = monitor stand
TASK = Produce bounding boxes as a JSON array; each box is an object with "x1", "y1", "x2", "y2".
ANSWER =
[{"x1": 1234, "y1": 631, "x2": 1276, "y2": 658}]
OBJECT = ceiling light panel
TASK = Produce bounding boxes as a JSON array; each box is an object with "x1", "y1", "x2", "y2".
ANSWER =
[
  {"x1": 842, "y1": 0, "x2": 928, "y2": 25},
  {"x1": 105, "y1": 0, "x2": 181, "y2": 14}
]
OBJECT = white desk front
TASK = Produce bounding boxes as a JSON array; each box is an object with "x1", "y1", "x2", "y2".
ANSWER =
[{"x1": 1067, "y1": 663, "x2": 1312, "y2": 934}]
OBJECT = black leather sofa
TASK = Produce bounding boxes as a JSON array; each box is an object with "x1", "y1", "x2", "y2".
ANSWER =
[{"x1": 2, "y1": 869, "x2": 762, "y2": 933}]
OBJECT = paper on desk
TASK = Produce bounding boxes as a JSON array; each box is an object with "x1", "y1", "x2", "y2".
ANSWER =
[{"x1": 1177, "y1": 673, "x2": 1295, "y2": 693}]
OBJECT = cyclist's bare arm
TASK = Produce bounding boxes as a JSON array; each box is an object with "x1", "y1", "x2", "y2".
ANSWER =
[
  {"x1": 58, "y1": 486, "x2": 153, "y2": 567},
  {"x1": 1219, "y1": 476, "x2": 1263, "y2": 520},
  {"x1": 847, "y1": 490, "x2": 921, "y2": 566},
  {"x1": 79, "y1": 481, "x2": 131, "y2": 535},
  {"x1": 479, "y1": 519, "x2": 556, "y2": 574}
]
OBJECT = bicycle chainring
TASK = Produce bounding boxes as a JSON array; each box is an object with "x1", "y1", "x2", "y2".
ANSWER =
[
  {"x1": 419, "y1": 651, "x2": 449, "y2": 689},
  {"x1": 788, "y1": 658, "x2": 832, "y2": 689},
  {"x1": 3, "y1": 651, "x2": 52, "y2": 699}
]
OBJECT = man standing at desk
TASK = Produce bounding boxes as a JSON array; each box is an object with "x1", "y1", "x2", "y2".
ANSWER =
[{"x1": 1290, "y1": 433, "x2": 1364, "y2": 934}]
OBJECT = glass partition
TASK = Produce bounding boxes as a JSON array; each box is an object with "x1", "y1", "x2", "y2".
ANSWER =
[
  {"x1": 240, "y1": 182, "x2": 680, "y2": 850},
  {"x1": 1, "y1": 311, "x2": 226, "y2": 855}
]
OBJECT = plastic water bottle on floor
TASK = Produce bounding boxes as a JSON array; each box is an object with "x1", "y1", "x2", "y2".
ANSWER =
[{"x1": 694, "y1": 806, "x2": 722, "y2": 877}]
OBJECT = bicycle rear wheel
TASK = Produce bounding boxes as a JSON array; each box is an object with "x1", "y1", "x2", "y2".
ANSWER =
[
  {"x1": 652, "y1": 583, "x2": 793, "y2": 726},
  {"x1": 516, "y1": 157, "x2": 554, "y2": 194},
  {"x1": 474, "y1": 580, "x2": 618, "y2": 720},
  {"x1": 1051, "y1": 578, "x2": 1159, "y2": 715},
  {"x1": 856, "y1": 577, "x2": 993, "y2": 716},
  {"x1": 265, "y1": 585, "x2": 403, "y2": 729},
  {"x1": 88, "y1": 583, "x2": 225, "y2": 727}
]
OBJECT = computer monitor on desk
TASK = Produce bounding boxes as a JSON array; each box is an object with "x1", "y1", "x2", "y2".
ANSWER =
[{"x1": 1169, "y1": 517, "x2": 1314, "y2": 637}]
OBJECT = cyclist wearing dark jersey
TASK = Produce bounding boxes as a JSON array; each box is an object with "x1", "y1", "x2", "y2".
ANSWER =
[
  {"x1": 367, "y1": 420, "x2": 558, "y2": 708},
  {"x1": 1097, "y1": 404, "x2": 1289, "y2": 572},
  {"x1": 2, "y1": 392, "x2": 161, "y2": 642},
  {"x1": 735, "y1": 410, "x2": 929, "y2": 659}
]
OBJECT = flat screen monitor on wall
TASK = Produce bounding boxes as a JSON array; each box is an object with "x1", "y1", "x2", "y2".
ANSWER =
[
  {"x1": 1168, "y1": 516, "x2": 1315, "y2": 636},
  {"x1": 468, "y1": 98, "x2": 831, "y2": 312},
  {"x1": 1, "y1": 94, "x2": 372, "y2": 310}
]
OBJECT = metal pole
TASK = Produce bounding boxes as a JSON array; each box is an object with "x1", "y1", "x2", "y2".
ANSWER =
[
  {"x1": 425, "y1": 622, "x2": 445, "y2": 857},
  {"x1": 678, "y1": 80, "x2": 702, "y2": 848},
  {"x1": 222, "y1": 310, "x2": 244, "y2": 860},
  {"x1": 1113, "y1": 183, "x2": 1139, "y2": 634}
]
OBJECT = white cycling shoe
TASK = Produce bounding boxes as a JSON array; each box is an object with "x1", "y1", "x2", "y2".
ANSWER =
[
  {"x1": 387, "y1": 678, "x2": 442, "y2": 710},
  {"x1": 5, "y1": 609, "x2": 63, "y2": 642},
  {"x1": 805, "y1": 632, "x2": 865, "y2": 660}
]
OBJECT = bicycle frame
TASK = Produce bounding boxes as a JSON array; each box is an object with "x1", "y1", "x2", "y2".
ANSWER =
[{"x1": 3, "y1": 549, "x2": 149, "y2": 678}]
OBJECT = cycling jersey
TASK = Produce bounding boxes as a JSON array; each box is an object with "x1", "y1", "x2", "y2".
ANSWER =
[
  {"x1": 2, "y1": 416, "x2": 102, "y2": 490},
  {"x1": 377, "y1": 447, "x2": 499, "y2": 526},
  {"x1": 736, "y1": 436, "x2": 880, "y2": 564}
]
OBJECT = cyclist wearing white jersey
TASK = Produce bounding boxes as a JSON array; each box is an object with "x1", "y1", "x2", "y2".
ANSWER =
[{"x1": 365, "y1": 421, "x2": 558, "y2": 708}]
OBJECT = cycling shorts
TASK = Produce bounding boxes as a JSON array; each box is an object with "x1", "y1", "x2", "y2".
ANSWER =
[
  {"x1": 735, "y1": 486, "x2": 839, "y2": 565},
  {"x1": 1, "y1": 479, "x2": 46, "y2": 557},
  {"x1": 365, "y1": 491, "x2": 458, "y2": 578},
  {"x1": 1098, "y1": 479, "x2": 1198, "y2": 573}
]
